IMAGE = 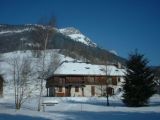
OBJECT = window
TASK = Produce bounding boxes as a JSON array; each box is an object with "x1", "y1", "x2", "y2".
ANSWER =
[
  {"x1": 89, "y1": 77, "x2": 94, "y2": 83},
  {"x1": 75, "y1": 86, "x2": 79, "y2": 92},
  {"x1": 118, "y1": 77, "x2": 121, "y2": 82},
  {"x1": 85, "y1": 67, "x2": 90, "y2": 69},
  {"x1": 108, "y1": 77, "x2": 112, "y2": 84},
  {"x1": 112, "y1": 77, "x2": 117, "y2": 85},
  {"x1": 107, "y1": 87, "x2": 114, "y2": 95},
  {"x1": 58, "y1": 86, "x2": 62, "y2": 92},
  {"x1": 118, "y1": 88, "x2": 122, "y2": 92}
]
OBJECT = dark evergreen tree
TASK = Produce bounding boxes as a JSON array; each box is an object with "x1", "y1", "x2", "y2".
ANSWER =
[{"x1": 122, "y1": 51, "x2": 156, "y2": 107}]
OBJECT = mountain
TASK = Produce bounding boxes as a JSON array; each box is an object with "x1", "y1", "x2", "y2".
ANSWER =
[
  {"x1": 109, "y1": 50, "x2": 118, "y2": 56},
  {"x1": 0, "y1": 24, "x2": 126, "y2": 65},
  {"x1": 59, "y1": 27, "x2": 97, "y2": 47}
]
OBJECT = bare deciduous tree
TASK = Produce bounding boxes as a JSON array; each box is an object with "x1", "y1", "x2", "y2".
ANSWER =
[
  {"x1": 32, "y1": 16, "x2": 56, "y2": 111},
  {"x1": 8, "y1": 55, "x2": 33, "y2": 110},
  {"x1": 105, "y1": 62, "x2": 112, "y2": 106},
  {"x1": 45, "y1": 52, "x2": 61, "y2": 77}
]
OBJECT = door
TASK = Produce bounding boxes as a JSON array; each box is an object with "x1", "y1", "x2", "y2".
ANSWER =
[
  {"x1": 65, "y1": 86, "x2": 71, "y2": 96},
  {"x1": 91, "y1": 86, "x2": 95, "y2": 96}
]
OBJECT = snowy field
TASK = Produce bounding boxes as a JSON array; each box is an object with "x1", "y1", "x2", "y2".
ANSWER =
[{"x1": 0, "y1": 95, "x2": 160, "y2": 120}]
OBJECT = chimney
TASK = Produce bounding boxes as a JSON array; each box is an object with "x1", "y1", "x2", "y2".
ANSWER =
[{"x1": 117, "y1": 62, "x2": 122, "y2": 69}]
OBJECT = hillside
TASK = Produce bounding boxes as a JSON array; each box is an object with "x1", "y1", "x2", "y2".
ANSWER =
[{"x1": 0, "y1": 24, "x2": 126, "y2": 65}]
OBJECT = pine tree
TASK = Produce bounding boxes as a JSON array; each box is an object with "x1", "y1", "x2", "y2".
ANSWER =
[{"x1": 122, "y1": 51, "x2": 156, "y2": 107}]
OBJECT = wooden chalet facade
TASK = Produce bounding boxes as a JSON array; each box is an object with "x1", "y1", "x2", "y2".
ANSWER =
[
  {"x1": 46, "y1": 62, "x2": 125, "y2": 97},
  {"x1": 0, "y1": 75, "x2": 4, "y2": 97}
]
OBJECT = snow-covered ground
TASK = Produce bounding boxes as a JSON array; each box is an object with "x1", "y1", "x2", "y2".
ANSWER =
[{"x1": 0, "y1": 95, "x2": 160, "y2": 120}]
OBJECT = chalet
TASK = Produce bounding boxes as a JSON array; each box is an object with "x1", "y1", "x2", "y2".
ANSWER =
[
  {"x1": 46, "y1": 61, "x2": 126, "y2": 97},
  {"x1": 0, "y1": 75, "x2": 4, "y2": 97}
]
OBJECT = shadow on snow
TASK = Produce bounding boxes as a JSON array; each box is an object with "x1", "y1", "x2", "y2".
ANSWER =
[
  {"x1": 0, "y1": 114, "x2": 50, "y2": 120},
  {"x1": 49, "y1": 111, "x2": 160, "y2": 120}
]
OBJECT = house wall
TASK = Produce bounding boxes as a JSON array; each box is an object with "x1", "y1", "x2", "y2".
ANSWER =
[
  {"x1": 47, "y1": 75, "x2": 124, "y2": 97},
  {"x1": 155, "y1": 85, "x2": 160, "y2": 94},
  {"x1": 49, "y1": 84, "x2": 123, "y2": 97},
  {"x1": 70, "y1": 86, "x2": 83, "y2": 97},
  {"x1": 83, "y1": 85, "x2": 122, "y2": 97},
  {"x1": 0, "y1": 76, "x2": 3, "y2": 97}
]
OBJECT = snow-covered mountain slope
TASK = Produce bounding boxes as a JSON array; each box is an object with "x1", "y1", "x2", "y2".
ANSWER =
[
  {"x1": 0, "y1": 28, "x2": 31, "y2": 35},
  {"x1": 59, "y1": 27, "x2": 97, "y2": 47},
  {"x1": 0, "y1": 25, "x2": 118, "y2": 57},
  {"x1": 0, "y1": 24, "x2": 126, "y2": 65},
  {"x1": 0, "y1": 50, "x2": 74, "y2": 82}
]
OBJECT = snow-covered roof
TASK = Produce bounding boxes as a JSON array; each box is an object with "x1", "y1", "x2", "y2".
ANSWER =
[{"x1": 54, "y1": 61, "x2": 125, "y2": 76}]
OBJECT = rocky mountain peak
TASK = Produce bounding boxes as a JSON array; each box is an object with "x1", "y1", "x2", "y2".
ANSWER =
[
  {"x1": 59, "y1": 27, "x2": 97, "y2": 47},
  {"x1": 59, "y1": 27, "x2": 81, "y2": 35}
]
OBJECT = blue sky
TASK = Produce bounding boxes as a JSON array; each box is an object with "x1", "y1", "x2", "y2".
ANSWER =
[{"x1": 0, "y1": 0, "x2": 160, "y2": 66}]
